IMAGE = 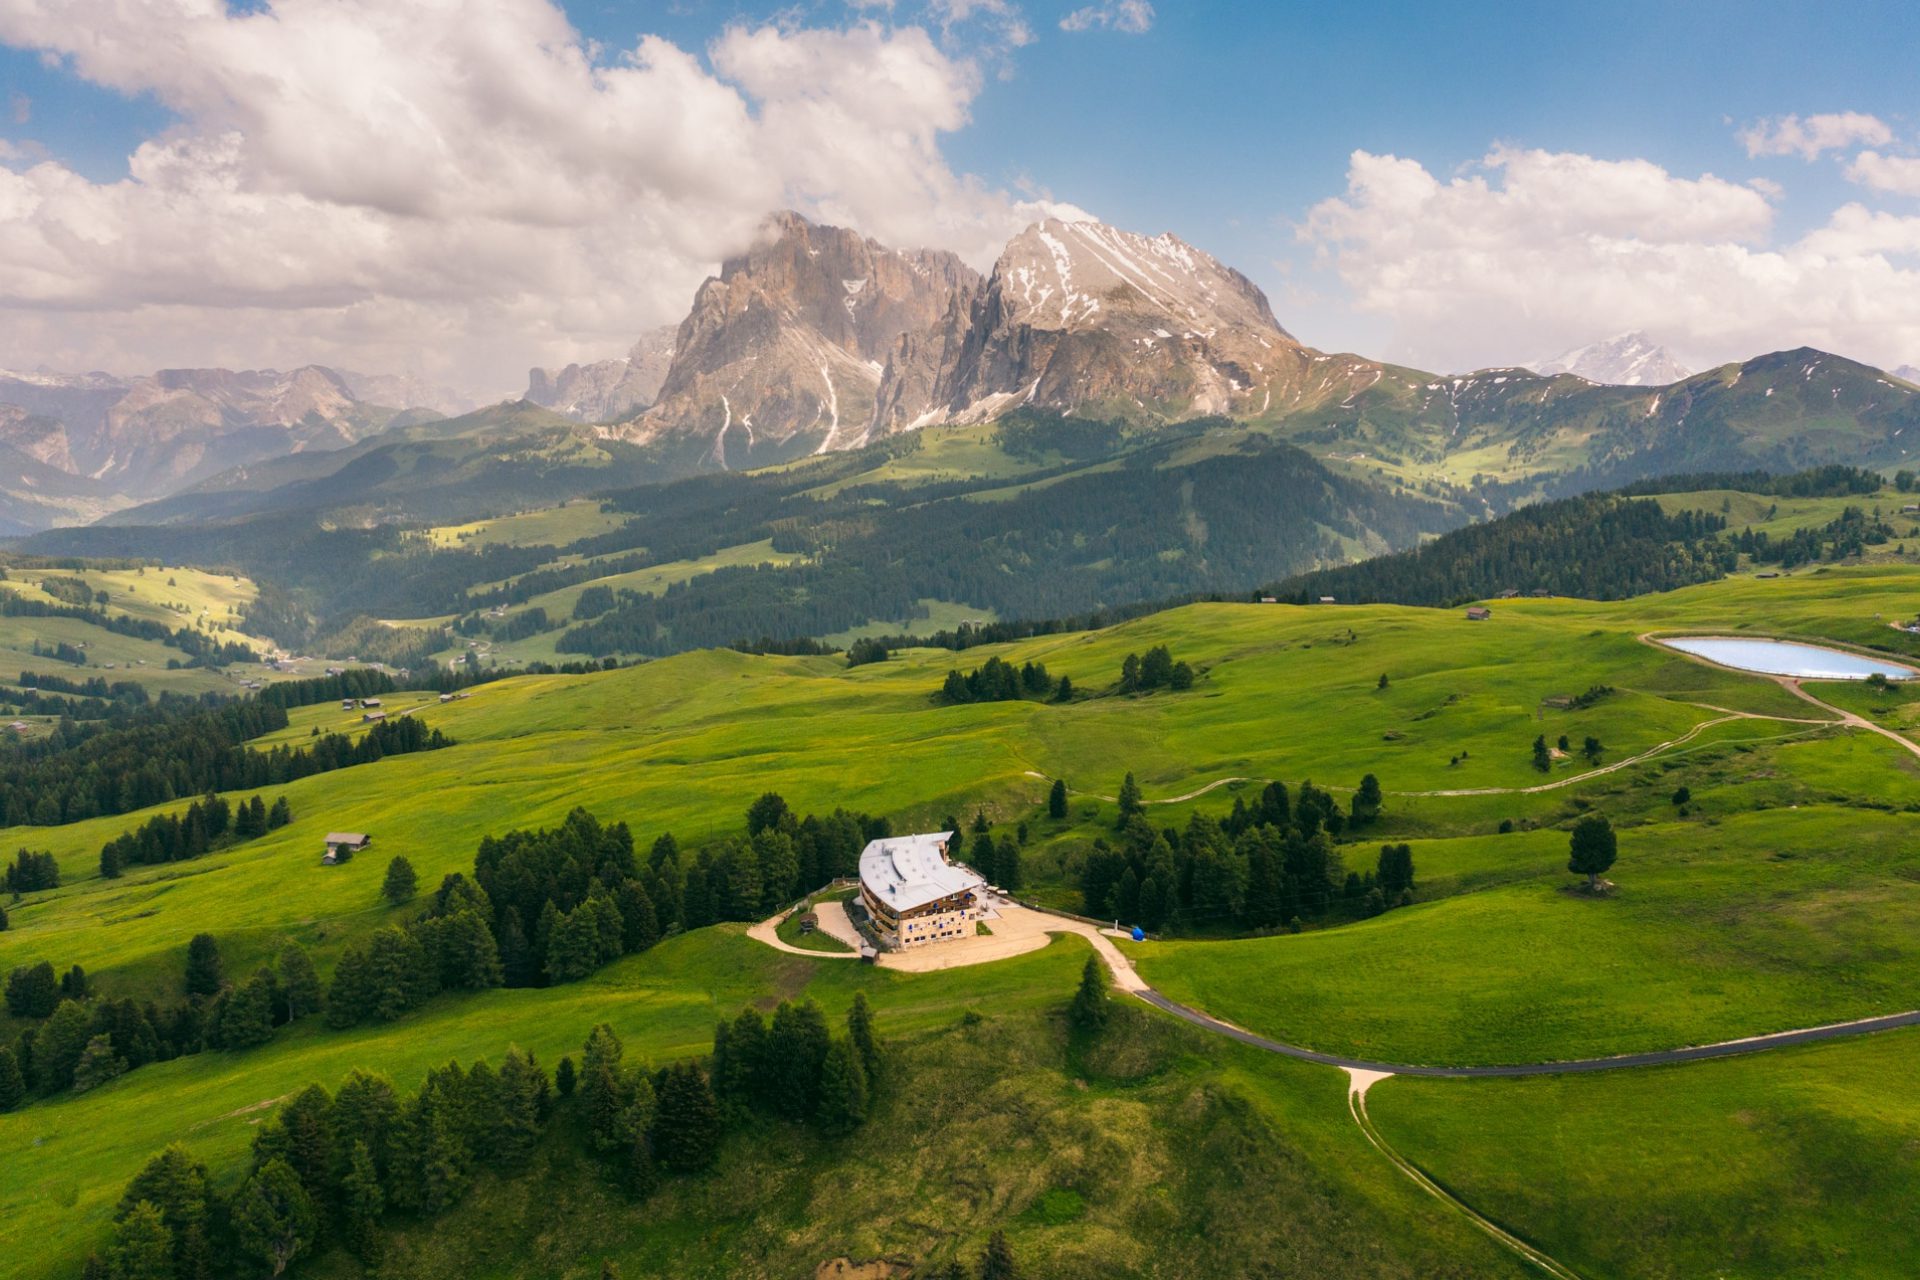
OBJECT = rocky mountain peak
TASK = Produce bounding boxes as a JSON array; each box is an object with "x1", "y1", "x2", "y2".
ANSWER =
[
  {"x1": 1894, "y1": 364, "x2": 1920, "y2": 385},
  {"x1": 631, "y1": 211, "x2": 981, "y2": 465},
  {"x1": 1531, "y1": 332, "x2": 1694, "y2": 386},
  {"x1": 873, "y1": 216, "x2": 1308, "y2": 431}
]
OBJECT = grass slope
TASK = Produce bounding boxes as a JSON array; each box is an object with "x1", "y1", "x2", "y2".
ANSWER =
[{"x1": 1369, "y1": 1027, "x2": 1920, "y2": 1278}]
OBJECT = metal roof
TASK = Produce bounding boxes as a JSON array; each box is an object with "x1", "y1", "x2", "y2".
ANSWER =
[{"x1": 858, "y1": 831, "x2": 982, "y2": 914}]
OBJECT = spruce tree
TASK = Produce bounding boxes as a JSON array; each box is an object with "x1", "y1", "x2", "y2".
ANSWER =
[
  {"x1": 339, "y1": 1140, "x2": 385, "y2": 1264},
  {"x1": 231, "y1": 1157, "x2": 317, "y2": 1277},
  {"x1": 771, "y1": 1000, "x2": 832, "y2": 1119},
  {"x1": 1069, "y1": 955, "x2": 1109, "y2": 1033},
  {"x1": 555, "y1": 1055, "x2": 577, "y2": 1097},
  {"x1": 846, "y1": 993, "x2": 881, "y2": 1085},
  {"x1": 72, "y1": 1035, "x2": 127, "y2": 1093},
  {"x1": 219, "y1": 971, "x2": 277, "y2": 1050},
  {"x1": 184, "y1": 933, "x2": 224, "y2": 997},
  {"x1": 0, "y1": 1045, "x2": 23, "y2": 1111},
  {"x1": 1047, "y1": 778, "x2": 1068, "y2": 820},
  {"x1": 117, "y1": 1144, "x2": 216, "y2": 1280},
  {"x1": 496, "y1": 1047, "x2": 547, "y2": 1168},
  {"x1": 106, "y1": 1202, "x2": 175, "y2": 1280},
  {"x1": 979, "y1": 1231, "x2": 1021, "y2": 1280},
  {"x1": 651, "y1": 1061, "x2": 721, "y2": 1173},
  {"x1": 35, "y1": 1000, "x2": 94, "y2": 1092},
  {"x1": 382, "y1": 855, "x2": 418, "y2": 906},
  {"x1": 276, "y1": 941, "x2": 323, "y2": 1023},
  {"x1": 994, "y1": 836, "x2": 1023, "y2": 892},
  {"x1": 268, "y1": 797, "x2": 292, "y2": 829},
  {"x1": 1116, "y1": 773, "x2": 1143, "y2": 827},
  {"x1": 815, "y1": 1037, "x2": 869, "y2": 1135}
]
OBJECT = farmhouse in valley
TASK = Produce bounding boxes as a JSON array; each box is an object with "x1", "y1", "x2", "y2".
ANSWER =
[
  {"x1": 858, "y1": 831, "x2": 985, "y2": 948},
  {"x1": 322, "y1": 832, "x2": 371, "y2": 865}
]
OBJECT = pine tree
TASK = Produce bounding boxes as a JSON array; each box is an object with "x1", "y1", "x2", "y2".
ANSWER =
[
  {"x1": 276, "y1": 941, "x2": 323, "y2": 1023},
  {"x1": 268, "y1": 796, "x2": 292, "y2": 829},
  {"x1": 1047, "y1": 778, "x2": 1068, "y2": 820},
  {"x1": 231, "y1": 1157, "x2": 317, "y2": 1277},
  {"x1": 815, "y1": 1036, "x2": 869, "y2": 1135},
  {"x1": 555, "y1": 1055, "x2": 577, "y2": 1097},
  {"x1": 979, "y1": 1231, "x2": 1021, "y2": 1280},
  {"x1": 0, "y1": 1045, "x2": 23, "y2": 1111},
  {"x1": 651, "y1": 1061, "x2": 721, "y2": 1173},
  {"x1": 184, "y1": 932, "x2": 224, "y2": 997},
  {"x1": 382, "y1": 855, "x2": 418, "y2": 906},
  {"x1": 1069, "y1": 955, "x2": 1108, "y2": 1033},
  {"x1": 846, "y1": 993, "x2": 881, "y2": 1085},
  {"x1": 106, "y1": 1201, "x2": 175, "y2": 1280}
]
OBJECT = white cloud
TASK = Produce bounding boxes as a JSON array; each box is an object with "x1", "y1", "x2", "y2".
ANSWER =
[
  {"x1": 1302, "y1": 146, "x2": 1920, "y2": 373},
  {"x1": 1060, "y1": 1, "x2": 1155, "y2": 33},
  {"x1": 6, "y1": 91, "x2": 24, "y2": 124},
  {"x1": 0, "y1": 0, "x2": 1070, "y2": 396},
  {"x1": 1738, "y1": 111, "x2": 1893, "y2": 160},
  {"x1": 1847, "y1": 150, "x2": 1920, "y2": 199}
]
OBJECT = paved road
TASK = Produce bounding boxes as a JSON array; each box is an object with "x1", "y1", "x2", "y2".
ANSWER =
[{"x1": 1135, "y1": 990, "x2": 1920, "y2": 1077}]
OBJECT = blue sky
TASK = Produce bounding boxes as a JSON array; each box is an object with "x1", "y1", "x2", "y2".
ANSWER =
[{"x1": 1, "y1": 0, "x2": 1917, "y2": 386}]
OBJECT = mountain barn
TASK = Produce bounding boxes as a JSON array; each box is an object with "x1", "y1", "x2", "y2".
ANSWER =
[
  {"x1": 322, "y1": 833, "x2": 371, "y2": 865},
  {"x1": 858, "y1": 832, "x2": 985, "y2": 948}
]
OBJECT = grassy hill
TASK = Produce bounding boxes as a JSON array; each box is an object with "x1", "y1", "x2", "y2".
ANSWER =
[{"x1": 8, "y1": 567, "x2": 1920, "y2": 1276}]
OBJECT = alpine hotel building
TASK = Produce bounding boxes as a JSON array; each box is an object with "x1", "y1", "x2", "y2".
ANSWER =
[{"x1": 858, "y1": 831, "x2": 986, "y2": 948}]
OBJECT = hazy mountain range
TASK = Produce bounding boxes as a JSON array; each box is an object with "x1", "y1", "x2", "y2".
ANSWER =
[{"x1": 6, "y1": 210, "x2": 1920, "y2": 536}]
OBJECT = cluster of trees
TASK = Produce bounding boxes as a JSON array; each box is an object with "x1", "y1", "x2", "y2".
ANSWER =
[
  {"x1": 950, "y1": 812, "x2": 1024, "y2": 892},
  {"x1": 257, "y1": 669, "x2": 396, "y2": 710},
  {"x1": 98, "y1": 793, "x2": 291, "y2": 877},
  {"x1": 711, "y1": 994, "x2": 880, "y2": 1140},
  {"x1": 90, "y1": 1049, "x2": 549, "y2": 1278},
  {"x1": 1081, "y1": 779, "x2": 1408, "y2": 932},
  {"x1": 1118, "y1": 645, "x2": 1194, "y2": 693},
  {"x1": 1729, "y1": 506, "x2": 1900, "y2": 568},
  {"x1": 324, "y1": 797, "x2": 886, "y2": 1031},
  {"x1": 91, "y1": 996, "x2": 897, "y2": 1278},
  {"x1": 28, "y1": 637, "x2": 86, "y2": 665},
  {"x1": 845, "y1": 636, "x2": 889, "y2": 667},
  {"x1": 1531, "y1": 733, "x2": 1604, "y2": 773},
  {"x1": 0, "y1": 705, "x2": 448, "y2": 829},
  {"x1": 3, "y1": 847, "x2": 59, "y2": 893},
  {"x1": 1277, "y1": 493, "x2": 1736, "y2": 608},
  {"x1": 454, "y1": 607, "x2": 551, "y2": 643},
  {"x1": 939, "y1": 656, "x2": 1063, "y2": 705},
  {"x1": 1, "y1": 935, "x2": 325, "y2": 1111}
]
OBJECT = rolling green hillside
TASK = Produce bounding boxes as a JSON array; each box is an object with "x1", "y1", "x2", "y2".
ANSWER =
[{"x1": 7, "y1": 559, "x2": 1920, "y2": 1277}]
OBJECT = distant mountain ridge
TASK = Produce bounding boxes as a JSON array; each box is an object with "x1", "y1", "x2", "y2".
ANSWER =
[{"x1": 1531, "y1": 332, "x2": 1694, "y2": 386}]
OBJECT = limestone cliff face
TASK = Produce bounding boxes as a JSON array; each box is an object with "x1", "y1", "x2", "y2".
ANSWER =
[
  {"x1": 874, "y1": 218, "x2": 1319, "y2": 430},
  {"x1": 626, "y1": 212, "x2": 980, "y2": 465}
]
